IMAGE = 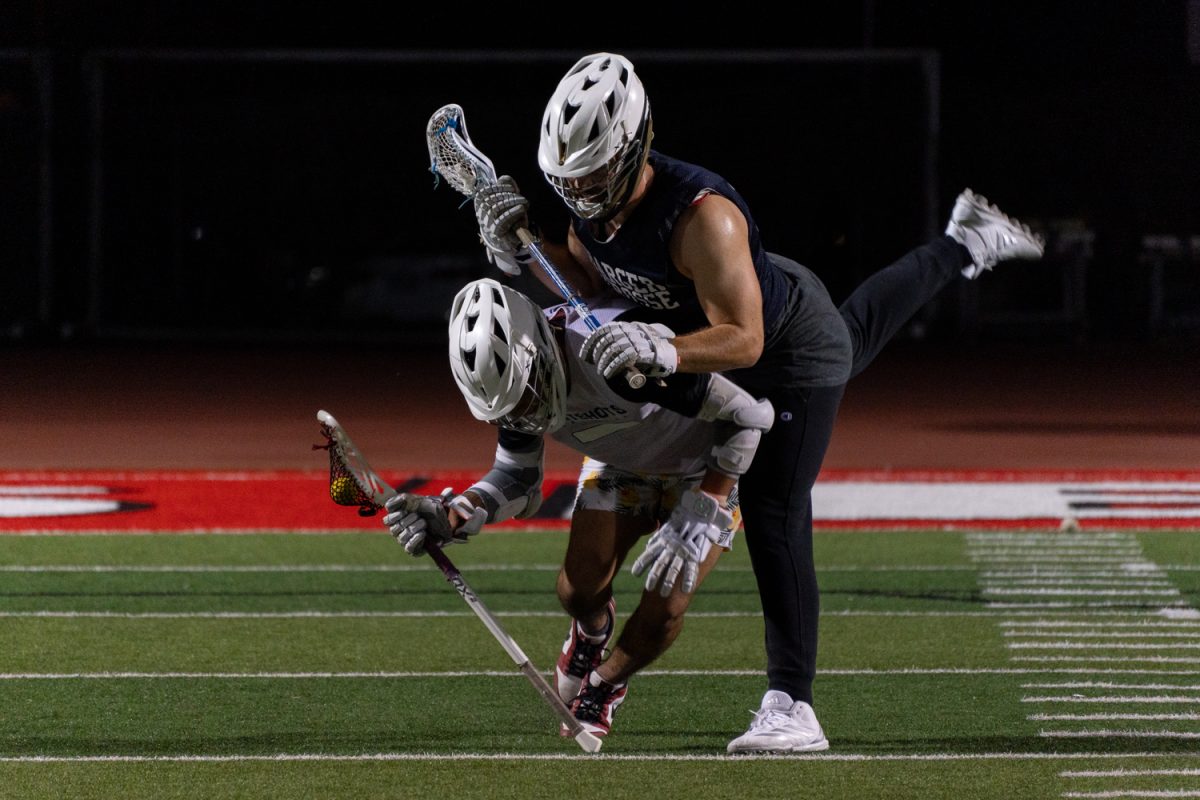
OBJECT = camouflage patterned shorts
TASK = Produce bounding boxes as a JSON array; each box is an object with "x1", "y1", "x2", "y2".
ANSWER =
[{"x1": 574, "y1": 457, "x2": 742, "y2": 547}]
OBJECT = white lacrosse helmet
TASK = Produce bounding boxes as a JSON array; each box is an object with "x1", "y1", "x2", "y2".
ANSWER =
[
  {"x1": 538, "y1": 52, "x2": 653, "y2": 222},
  {"x1": 448, "y1": 279, "x2": 568, "y2": 435}
]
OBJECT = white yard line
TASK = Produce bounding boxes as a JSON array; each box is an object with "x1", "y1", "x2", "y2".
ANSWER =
[
  {"x1": 1006, "y1": 632, "x2": 1200, "y2": 639},
  {"x1": 1022, "y1": 682, "x2": 1200, "y2": 690},
  {"x1": 986, "y1": 589, "x2": 1181, "y2": 597},
  {"x1": 0, "y1": 609, "x2": 1190, "y2": 620},
  {"x1": 1012, "y1": 657, "x2": 1200, "y2": 665},
  {"x1": 1044, "y1": 730, "x2": 1200, "y2": 739},
  {"x1": 0, "y1": 751, "x2": 1194, "y2": 764},
  {"x1": 1023, "y1": 695, "x2": 1200, "y2": 704},
  {"x1": 987, "y1": 581, "x2": 1175, "y2": 589},
  {"x1": 1009, "y1": 643, "x2": 1200, "y2": 650},
  {"x1": 989, "y1": 602, "x2": 1191, "y2": 609},
  {"x1": 1032, "y1": 713, "x2": 1200, "y2": 721},
  {"x1": 1061, "y1": 792, "x2": 1200, "y2": 799},
  {"x1": 1062, "y1": 770, "x2": 1200, "y2": 778},
  {"x1": 1002, "y1": 622, "x2": 1200, "y2": 629},
  {"x1": 5, "y1": 667, "x2": 1200, "y2": 681}
]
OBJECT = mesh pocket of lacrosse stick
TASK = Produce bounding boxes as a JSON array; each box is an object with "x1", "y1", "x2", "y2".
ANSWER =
[
  {"x1": 314, "y1": 409, "x2": 394, "y2": 516},
  {"x1": 426, "y1": 103, "x2": 498, "y2": 195}
]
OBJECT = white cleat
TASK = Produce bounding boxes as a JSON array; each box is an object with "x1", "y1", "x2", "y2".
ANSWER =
[
  {"x1": 726, "y1": 690, "x2": 830, "y2": 754},
  {"x1": 945, "y1": 188, "x2": 1045, "y2": 278}
]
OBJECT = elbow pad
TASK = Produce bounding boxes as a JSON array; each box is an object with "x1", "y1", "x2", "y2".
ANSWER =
[
  {"x1": 698, "y1": 374, "x2": 775, "y2": 478},
  {"x1": 467, "y1": 441, "x2": 544, "y2": 523}
]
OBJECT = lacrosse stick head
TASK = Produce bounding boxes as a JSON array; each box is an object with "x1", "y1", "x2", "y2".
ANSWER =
[
  {"x1": 427, "y1": 103, "x2": 499, "y2": 197},
  {"x1": 315, "y1": 410, "x2": 397, "y2": 516}
]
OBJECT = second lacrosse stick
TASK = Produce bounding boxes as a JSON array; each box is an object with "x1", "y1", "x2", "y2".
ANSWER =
[
  {"x1": 315, "y1": 409, "x2": 602, "y2": 754},
  {"x1": 426, "y1": 103, "x2": 647, "y2": 389}
]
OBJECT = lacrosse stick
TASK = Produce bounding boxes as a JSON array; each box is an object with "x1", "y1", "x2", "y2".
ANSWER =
[
  {"x1": 426, "y1": 103, "x2": 647, "y2": 389},
  {"x1": 313, "y1": 409, "x2": 602, "y2": 754}
]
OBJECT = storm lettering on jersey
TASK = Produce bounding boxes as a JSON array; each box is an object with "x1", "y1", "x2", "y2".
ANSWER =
[
  {"x1": 565, "y1": 405, "x2": 629, "y2": 424},
  {"x1": 595, "y1": 261, "x2": 681, "y2": 311}
]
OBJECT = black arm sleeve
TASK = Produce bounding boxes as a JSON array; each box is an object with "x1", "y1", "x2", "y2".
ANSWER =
[
  {"x1": 603, "y1": 371, "x2": 712, "y2": 418},
  {"x1": 497, "y1": 428, "x2": 543, "y2": 453}
]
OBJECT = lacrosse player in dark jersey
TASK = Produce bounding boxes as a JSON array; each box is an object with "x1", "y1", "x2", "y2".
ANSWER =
[{"x1": 472, "y1": 52, "x2": 1045, "y2": 753}]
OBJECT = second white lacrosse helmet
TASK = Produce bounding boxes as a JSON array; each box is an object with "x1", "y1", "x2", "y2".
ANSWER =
[
  {"x1": 448, "y1": 278, "x2": 568, "y2": 435},
  {"x1": 538, "y1": 52, "x2": 653, "y2": 222}
]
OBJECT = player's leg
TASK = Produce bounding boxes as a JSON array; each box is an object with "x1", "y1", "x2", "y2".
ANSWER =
[
  {"x1": 555, "y1": 507, "x2": 651, "y2": 701},
  {"x1": 554, "y1": 460, "x2": 661, "y2": 705},
  {"x1": 597, "y1": 541, "x2": 723, "y2": 685},
  {"x1": 595, "y1": 477, "x2": 742, "y2": 686},
  {"x1": 840, "y1": 189, "x2": 1045, "y2": 379},
  {"x1": 838, "y1": 235, "x2": 967, "y2": 379},
  {"x1": 558, "y1": 466, "x2": 739, "y2": 736},
  {"x1": 728, "y1": 382, "x2": 844, "y2": 753}
]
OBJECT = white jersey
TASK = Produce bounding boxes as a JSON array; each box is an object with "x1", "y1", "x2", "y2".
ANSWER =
[{"x1": 545, "y1": 300, "x2": 714, "y2": 475}]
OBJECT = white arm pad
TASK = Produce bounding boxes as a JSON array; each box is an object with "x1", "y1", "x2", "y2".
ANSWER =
[
  {"x1": 697, "y1": 374, "x2": 775, "y2": 478},
  {"x1": 466, "y1": 441, "x2": 544, "y2": 523}
]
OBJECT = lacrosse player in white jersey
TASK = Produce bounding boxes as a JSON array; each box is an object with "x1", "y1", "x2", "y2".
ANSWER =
[{"x1": 383, "y1": 277, "x2": 773, "y2": 739}]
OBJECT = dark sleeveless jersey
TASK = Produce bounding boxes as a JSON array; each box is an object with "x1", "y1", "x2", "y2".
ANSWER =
[
  {"x1": 572, "y1": 151, "x2": 852, "y2": 390},
  {"x1": 573, "y1": 152, "x2": 787, "y2": 337}
]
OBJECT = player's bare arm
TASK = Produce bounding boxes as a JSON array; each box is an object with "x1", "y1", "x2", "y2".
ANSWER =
[{"x1": 669, "y1": 195, "x2": 765, "y2": 373}]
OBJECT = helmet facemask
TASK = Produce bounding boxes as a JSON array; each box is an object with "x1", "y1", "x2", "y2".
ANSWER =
[
  {"x1": 492, "y1": 339, "x2": 566, "y2": 435},
  {"x1": 546, "y1": 108, "x2": 652, "y2": 223}
]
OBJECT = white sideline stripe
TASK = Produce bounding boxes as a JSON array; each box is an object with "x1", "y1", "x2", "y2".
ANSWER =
[
  {"x1": 1013, "y1": 657, "x2": 1200, "y2": 665},
  {"x1": 1062, "y1": 769, "x2": 1200, "y2": 777},
  {"x1": 1, "y1": 561, "x2": 1194, "y2": 575},
  {"x1": 1008, "y1": 632, "x2": 1200, "y2": 639},
  {"x1": 1023, "y1": 682, "x2": 1200, "y2": 690},
  {"x1": 1163, "y1": 609, "x2": 1200, "y2": 619},
  {"x1": 1033, "y1": 713, "x2": 1200, "y2": 721},
  {"x1": 985, "y1": 589, "x2": 1180, "y2": 597},
  {"x1": 1023, "y1": 695, "x2": 1200, "y2": 704},
  {"x1": 1044, "y1": 730, "x2": 1200, "y2": 740},
  {"x1": 0, "y1": 609, "x2": 1190, "y2": 620},
  {"x1": 986, "y1": 581, "x2": 1175, "y2": 588},
  {"x1": 0, "y1": 610, "x2": 573, "y2": 620},
  {"x1": 964, "y1": 546, "x2": 1142, "y2": 554},
  {"x1": 990, "y1": 602, "x2": 1191, "y2": 609},
  {"x1": 5, "y1": 668, "x2": 1200, "y2": 681},
  {"x1": 1009, "y1": 643, "x2": 1200, "y2": 650},
  {"x1": 1003, "y1": 622, "x2": 1200, "y2": 629},
  {"x1": 969, "y1": 561, "x2": 1147, "y2": 566},
  {"x1": 1062, "y1": 792, "x2": 1200, "y2": 798},
  {"x1": 0, "y1": 564, "x2": 567, "y2": 573},
  {"x1": 969, "y1": 546, "x2": 1147, "y2": 553},
  {"x1": 967, "y1": 535, "x2": 1140, "y2": 542},
  {"x1": 820, "y1": 565, "x2": 977, "y2": 572},
  {"x1": 984, "y1": 572, "x2": 1170, "y2": 579},
  {"x1": 3, "y1": 667, "x2": 1199, "y2": 681},
  {"x1": 0, "y1": 563, "x2": 988, "y2": 574},
  {"x1": 0, "y1": 751, "x2": 1192, "y2": 764}
]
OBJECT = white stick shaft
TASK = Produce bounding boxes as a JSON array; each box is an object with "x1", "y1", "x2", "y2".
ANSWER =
[{"x1": 427, "y1": 545, "x2": 602, "y2": 753}]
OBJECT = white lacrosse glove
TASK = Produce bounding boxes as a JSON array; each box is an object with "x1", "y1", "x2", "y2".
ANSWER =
[
  {"x1": 474, "y1": 175, "x2": 534, "y2": 276},
  {"x1": 631, "y1": 488, "x2": 732, "y2": 596},
  {"x1": 579, "y1": 321, "x2": 678, "y2": 381},
  {"x1": 382, "y1": 488, "x2": 487, "y2": 557}
]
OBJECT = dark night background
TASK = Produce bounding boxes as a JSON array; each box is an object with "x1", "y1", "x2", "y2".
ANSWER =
[{"x1": 1, "y1": 1, "x2": 1198, "y2": 348}]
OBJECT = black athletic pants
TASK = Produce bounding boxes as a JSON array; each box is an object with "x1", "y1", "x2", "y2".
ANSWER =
[{"x1": 739, "y1": 235, "x2": 967, "y2": 704}]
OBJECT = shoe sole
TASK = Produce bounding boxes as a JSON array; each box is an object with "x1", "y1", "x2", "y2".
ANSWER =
[{"x1": 727, "y1": 738, "x2": 830, "y2": 755}]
